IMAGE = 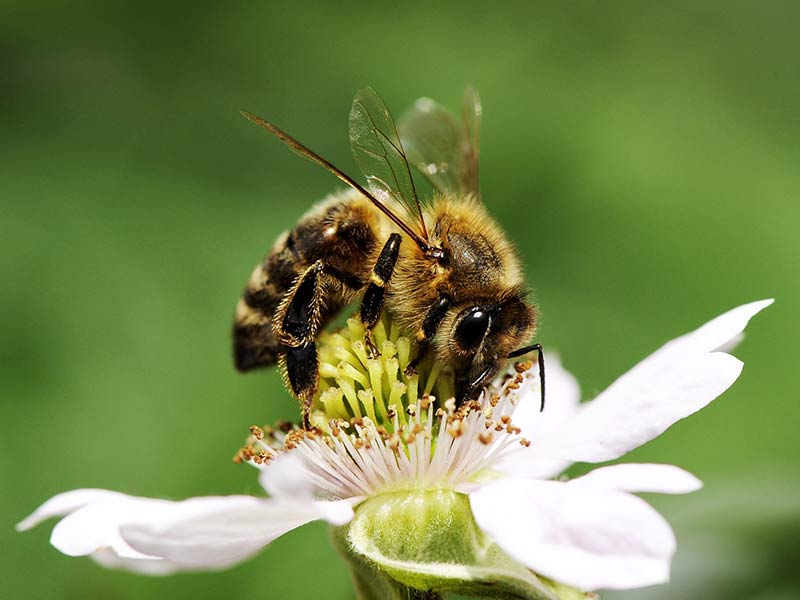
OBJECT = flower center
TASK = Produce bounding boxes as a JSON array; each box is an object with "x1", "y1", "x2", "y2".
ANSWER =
[
  {"x1": 312, "y1": 314, "x2": 453, "y2": 432},
  {"x1": 235, "y1": 313, "x2": 537, "y2": 498}
]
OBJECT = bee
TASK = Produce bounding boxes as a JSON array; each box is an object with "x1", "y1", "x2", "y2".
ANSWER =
[{"x1": 233, "y1": 87, "x2": 545, "y2": 427}]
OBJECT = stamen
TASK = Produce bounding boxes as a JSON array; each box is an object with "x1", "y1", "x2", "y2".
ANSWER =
[{"x1": 235, "y1": 313, "x2": 544, "y2": 499}]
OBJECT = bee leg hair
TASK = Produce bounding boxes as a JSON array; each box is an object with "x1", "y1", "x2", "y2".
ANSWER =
[{"x1": 276, "y1": 261, "x2": 326, "y2": 426}]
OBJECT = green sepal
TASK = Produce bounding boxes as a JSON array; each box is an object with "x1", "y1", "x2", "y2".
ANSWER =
[{"x1": 332, "y1": 490, "x2": 592, "y2": 600}]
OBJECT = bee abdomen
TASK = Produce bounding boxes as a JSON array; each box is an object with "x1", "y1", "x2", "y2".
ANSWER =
[{"x1": 232, "y1": 231, "x2": 299, "y2": 371}]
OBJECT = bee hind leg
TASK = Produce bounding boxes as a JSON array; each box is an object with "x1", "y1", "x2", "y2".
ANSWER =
[
  {"x1": 275, "y1": 261, "x2": 328, "y2": 427},
  {"x1": 359, "y1": 233, "x2": 402, "y2": 358}
]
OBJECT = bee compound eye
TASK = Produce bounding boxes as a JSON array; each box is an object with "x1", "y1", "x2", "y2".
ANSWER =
[{"x1": 455, "y1": 307, "x2": 491, "y2": 352}]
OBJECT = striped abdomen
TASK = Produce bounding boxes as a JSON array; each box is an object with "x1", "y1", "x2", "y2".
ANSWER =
[{"x1": 232, "y1": 192, "x2": 379, "y2": 372}]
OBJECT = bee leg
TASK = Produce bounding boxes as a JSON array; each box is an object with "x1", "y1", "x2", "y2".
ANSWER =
[
  {"x1": 405, "y1": 296, "x2": 451, "y2": 376},
  {"x1": 360, "y1": 233, "x2": 402, "y2": 358},
  {"x1": 276, "y1": 261, "x2": 327, "y2": 426},
  {"x1": 508, "y1": 343, "x2": 546, "y2": 411}
]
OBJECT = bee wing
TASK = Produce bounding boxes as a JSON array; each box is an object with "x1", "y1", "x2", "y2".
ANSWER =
[
  {"x1": 398, "y1": 87, "x2": 481, "y2": 198},
  {"x1": 241, "y1": 109, "x2": 432, "y2": 253},
  {"x1": 349, "y1": 87, "x2": 428, "y2": 241}
]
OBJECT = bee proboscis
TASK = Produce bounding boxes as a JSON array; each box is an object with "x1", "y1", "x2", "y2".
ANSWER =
[{"x1": 233, "y1": 87, "x2": 544, "y2": 427}]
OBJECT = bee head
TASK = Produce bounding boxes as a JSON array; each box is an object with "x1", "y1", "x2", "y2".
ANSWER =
[{"x1": 448, "y1": 291, "x2": 537, "y2": 404}]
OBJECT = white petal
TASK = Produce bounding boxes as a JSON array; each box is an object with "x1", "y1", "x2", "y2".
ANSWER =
[
  {"x1": 572, "y1": 464, "x2": 702, "y2": 494},
  {"x1": 530, "y1": 300, "x2": 772, "y2": 463},
  {"x1": 470, "y1": 478, "x2": 676, "y2": 590},
  {"x1": 20, "y1": 489, "x2": 353, "y2": 573},
  {"x1": 120, "y1": 495, "x2": 353, "y2": 570},
  {"x1": 494, "y1": 353, "x2": 580, "y2": 479},
  {"x1": 259, "y1": 451, "x2": 317, "y2": 499},
  {"x1": 91, "y1": 548, "x2": 179, "y2": 576},
  {"x1": 50, "y1": 495, "x2": 172, "y2": 559},
  {"x1": 16, "y1": 489, "x2": 128, "y2": 532},
  {"x1": 655, "y1": 299, "x2": 773, "y2": 355},
  {"x1": 511, "y1": 352, "x2": 582, "y2": 441}
]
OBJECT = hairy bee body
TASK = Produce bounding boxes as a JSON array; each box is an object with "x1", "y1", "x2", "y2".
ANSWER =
[
  {"x1": 234, "y1": 188, "x2": 536, "y2": 412},
  {"x1": 233, "y1": 190, "x2": 382, "y2": 372},
  {"x1": 234, "y1": 88, "x2": 543, "y2": 426}
]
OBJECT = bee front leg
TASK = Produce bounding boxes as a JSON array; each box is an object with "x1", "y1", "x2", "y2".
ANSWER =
[
  {"x1": 405, "y1": 295, "x2": 451, "y2": 375},
  {"x1": 275, "y1": 261, "x2": 327, "y2": 428},
  {"x1": 360, "y1": 233, "x2": 402, "y2": 358}
]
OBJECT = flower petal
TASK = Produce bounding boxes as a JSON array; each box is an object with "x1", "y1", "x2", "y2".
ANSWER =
[
  {"x1": 20, "y1": 489, "x2": 355, "y2": 573},
  {"x1": 653, "y1": 299, "x2": 773, "y2": 355},
  {"x1": 529, "y1": 300, "x2": 772, "y2": 463},
  {"x1": 572, "y1": 463, "x2": 702, "y2": 494},
  {"x1": 259, "y1": 451, "x2": 317, "y2": 499},
  {"x1": 470, "y1": 478, "x2": 676, "y2": 590},
  {"x1": 16, "y1": 489, "x2": 128, "y2": 532},
  {"x1": 119, "y1": 495, "x2": 342, "y2": 570},
  {"x1": 91, "y1": 548, "x2": 180, "y2": 576},
  {"x1": 493, "y1": 353, "x2": 581, "y2": 479}
]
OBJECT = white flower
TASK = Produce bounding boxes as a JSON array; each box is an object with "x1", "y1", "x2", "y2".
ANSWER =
[{"x1": 17, "y1": 299, "x2": 772, "y2": 592}]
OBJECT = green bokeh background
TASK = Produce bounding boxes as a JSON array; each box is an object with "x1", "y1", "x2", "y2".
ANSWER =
[{"x1": 3, "y1": 2, "x2": 798, "y2": 598}]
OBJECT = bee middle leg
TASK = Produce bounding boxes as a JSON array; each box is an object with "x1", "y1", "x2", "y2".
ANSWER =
[{"x1": 359, "y1": 233, "x2": 402, "y2": 357}]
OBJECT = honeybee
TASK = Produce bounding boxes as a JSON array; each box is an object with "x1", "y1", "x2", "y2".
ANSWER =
[{"x1": 233, "y1": 87, "x2": 544, "y2": 427}]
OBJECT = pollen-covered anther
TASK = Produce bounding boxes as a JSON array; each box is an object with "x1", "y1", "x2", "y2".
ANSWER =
[
  {"x1": 514, "y1": 360, "x2": 533, "y2": 373},
  {"x1": 478, "y1": 431, "x2": 494, "y2": 445},
  {"x1": 406, "y1": 404, "x2": 417, "y2": 416},
  {"x1": 490, "y1": 393, "x2": 500, "y2": 407},
  {"x1": 506, "y1": 425, "x2": 522, "y2": 435},
  {"x1": 284, "y1": 430, "x2": 307, "y2": 450},
  {"x1": 249, "y1": 425, "x2": 264, "y2": 440},
  {"x1": 447, "y1": 419, "x2": 464, "y2": 438},
  {"x1": 444, "y1": 398, "x2": 456, "y2": 414},
  {"x1": 387, "y1": 405, "x2": 397, "y2": 419},
  {"x1": 519, "y1": 438, "x2": 531, "y2": 447},
  {"x1": 420, "y1": 394, "x2": 432, "y2": 410}
]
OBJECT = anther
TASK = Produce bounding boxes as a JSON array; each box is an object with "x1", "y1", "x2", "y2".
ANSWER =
[
  {"x1": 514, "y1": 360, "x2": 533, "y2": 373},
  {"x1": 447, "y1": 419, "x2": 463, "y2": 438}
]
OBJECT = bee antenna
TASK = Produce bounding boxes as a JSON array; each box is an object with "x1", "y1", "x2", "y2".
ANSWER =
[
  {"x1": 508, "y1": 343, "x2": 545, "y2": 411},
  {"x1": 240, "y1": 109, "x2": 433, "y2": 254}
]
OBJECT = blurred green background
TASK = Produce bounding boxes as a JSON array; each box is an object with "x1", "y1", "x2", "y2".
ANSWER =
[{"x1": 2, "y1": 1, "x2": 798, "y2": 598}]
